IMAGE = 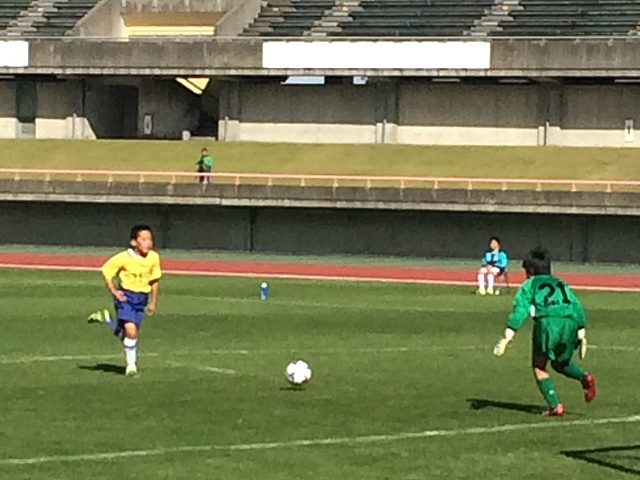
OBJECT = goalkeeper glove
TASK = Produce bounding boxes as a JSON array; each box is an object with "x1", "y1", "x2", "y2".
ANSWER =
[
  {"x1": 493, "y1": 328, "x2": 515, "y2": 357},
  {"x1": 578, "y1": 328, "x2": 588, "y2": 359}
]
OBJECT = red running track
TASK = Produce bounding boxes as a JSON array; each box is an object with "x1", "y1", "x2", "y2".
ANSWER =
[{"x1": 0, "y1": 252, "x2": 640, "y2": 292}]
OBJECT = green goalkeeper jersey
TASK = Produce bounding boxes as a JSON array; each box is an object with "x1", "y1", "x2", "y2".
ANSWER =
[{"x1": 507, "y1": 274, "x2": 587, "y2": 331}]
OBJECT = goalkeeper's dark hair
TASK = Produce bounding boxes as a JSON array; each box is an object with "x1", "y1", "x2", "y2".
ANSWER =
[
  {"x1": 522, "y1": 247, "x2": 551, "y2": 276},
  {"x1": 130, "y1": 224, "x2": 153, "y2": 241}
]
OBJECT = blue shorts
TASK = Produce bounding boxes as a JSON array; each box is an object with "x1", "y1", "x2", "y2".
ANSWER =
[{"x1": 114, "y1": 289, "x2": 149, "y2": 327}]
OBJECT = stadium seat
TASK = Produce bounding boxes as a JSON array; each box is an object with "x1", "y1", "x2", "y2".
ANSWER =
[
  {"x1": 0, "y1": 0, "x2": 99, "y2": 37},
  {"x1": 243, "y1": 0, "x2": 640, "y2": 37}
]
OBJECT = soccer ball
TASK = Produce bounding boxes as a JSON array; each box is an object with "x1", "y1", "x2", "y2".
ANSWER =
[{"x1": 286, "y1": 360, "x2": 312, "y2": 385}]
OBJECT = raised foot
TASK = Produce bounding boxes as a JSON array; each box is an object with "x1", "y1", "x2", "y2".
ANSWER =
[{"x1": 582, "y1": 373, "x2": 597, "y2": 403}]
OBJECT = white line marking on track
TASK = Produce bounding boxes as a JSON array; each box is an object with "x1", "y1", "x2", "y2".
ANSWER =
[
  {"x1": 2, "y1": 414, "x2": 640, "y2": 466},
  {"x1": 2, "y1": 263, "x2": 640, "y2": 292}
]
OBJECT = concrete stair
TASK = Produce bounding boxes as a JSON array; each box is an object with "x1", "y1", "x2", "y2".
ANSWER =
[
  {"x1": 306, "y1": 0, "x2": 361, "y2": 37},
  {"x1": 468, "y1": 0, "x2": 522, "y2": 37},
  {"x1": 5, "y1": 0, "x2": 55, "y2": 35}
]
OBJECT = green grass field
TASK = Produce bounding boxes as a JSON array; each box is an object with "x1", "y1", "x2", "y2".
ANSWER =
[
  {"x1": 1, "y1": 269, "x2": 639, "y2": 480},
  {"x1": 2, "y1": 139, "x2": 640, "y2": 179}
]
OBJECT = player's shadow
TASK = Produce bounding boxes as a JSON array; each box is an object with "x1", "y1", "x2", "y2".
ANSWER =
[
  {"x1": 78, "y1": 364, "x2": 126, "y2": 376},
  {"x1": 562, "y1": 445, "x2": 640, "y2": 476},
  {"x1": 467, "y1": 398, "x2": 547, "y2": 415}
]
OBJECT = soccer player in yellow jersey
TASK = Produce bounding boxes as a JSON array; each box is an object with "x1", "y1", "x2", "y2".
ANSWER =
[{"x1": 88, "y1": 225, "x2": 162, "y2": 377}]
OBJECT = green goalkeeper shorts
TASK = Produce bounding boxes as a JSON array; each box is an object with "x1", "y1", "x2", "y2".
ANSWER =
[{"x1": 532, "y1": 316, "x2": 580, "y2": 363}]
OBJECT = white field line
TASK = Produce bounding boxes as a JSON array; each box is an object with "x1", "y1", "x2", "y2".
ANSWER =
[
  {"x1": 0, "y1": 346, "x2": 485, "y2": 366},
  {"x1": 1, "y1": 262, "x2": 640, "y2": 292},
  {"x1": 2, "y1": 414, "x2": 640, "y2": 467},
  {"x1": 1, "y1": 344, "x2": 636, "y2": 367},
  {"x1": 0, "y1": 353, "x2": 150, "y2": 365},
  {"x1": 165, "y1": 360, "x2": 236, "y2": 375},
  {"x1": 0, "y1": 345, "x2": 490, "y2": 366},
  {"x1": 589, "y1": 345, "x2": 640, "y2": 352}
]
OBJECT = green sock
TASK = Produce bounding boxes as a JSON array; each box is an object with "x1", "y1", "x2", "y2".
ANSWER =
[
  {"x1": 537, "y1": 377, "x2": 560, "y2": 408},
  {"x1": 559, "y1": 362, "x2": 585, "y2": 381}
]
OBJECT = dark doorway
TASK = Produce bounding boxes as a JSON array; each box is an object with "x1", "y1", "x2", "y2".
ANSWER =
[
  {"x1": 111, "y1": 85, "x2": 139, "y2": 138},
  {"x1": 16, "y1": 80, "x2": 37, "y2": 138}
]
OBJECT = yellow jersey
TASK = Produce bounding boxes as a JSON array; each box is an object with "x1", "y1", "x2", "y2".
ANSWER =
[{"x1": 101, "y1": 249, "x2": 162, "y2": 293}]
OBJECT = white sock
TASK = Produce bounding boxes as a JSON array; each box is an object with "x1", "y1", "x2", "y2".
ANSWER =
[
  {"x1": 102, "y1": 311, "x2": 118, "y2": 334},
  {"x1": 487, "y1": 274, "x2": 495, "y2": 290},
  {"x1": 105, "y1": 319, "x2": 117, "y2": 335},
  {"x1": 477, "y1": 273, "x2": 486, "y2": 289},
  {"x1": 123, "y1": 337, "x2": 138, "y2": 366}
]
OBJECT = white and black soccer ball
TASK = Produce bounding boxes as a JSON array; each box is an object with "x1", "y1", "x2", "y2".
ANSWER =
[{"x1": 286, "y1": 360, "x2": 312, "y2": 385}]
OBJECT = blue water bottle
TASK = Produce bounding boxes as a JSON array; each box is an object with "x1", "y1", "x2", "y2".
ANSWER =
[{"x1": 260, "y1": 282, "x2": 269, "y2": 301}]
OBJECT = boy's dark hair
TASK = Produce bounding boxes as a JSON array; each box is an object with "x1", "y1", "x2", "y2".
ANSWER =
[
  {"x1": 490, "y1": 236, "x2": 501, "y2": 246},
  {"x1": 130, "y1": 224, "x2": 153, "y2": 241},
  {"x1": 522, "y1": 247, "x2": 551, "y2": 275}
]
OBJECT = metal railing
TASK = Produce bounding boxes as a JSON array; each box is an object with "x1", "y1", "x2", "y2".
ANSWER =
[{"x1": 1, "y1": 168, "x2": 639, "y2": 192}]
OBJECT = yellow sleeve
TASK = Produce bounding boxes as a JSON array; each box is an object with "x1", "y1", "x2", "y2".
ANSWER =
[
  {"x1": 149, "y1": 253, "x2": 162, "y2": 283},
  {"x1": 101, "y1": 252, "x2": 126, "y2": 280}
]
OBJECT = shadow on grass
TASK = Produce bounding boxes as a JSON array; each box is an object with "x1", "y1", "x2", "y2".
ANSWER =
[
  {"x1": 280, "y1": 386, "x2": 307, "y2": 392},
  {"x1": 78, "y1": 363, "x2": 125, "y2": 376},
  {"x1": 562, "y1": 445, "x2": 640, "y2": 476},
  {"x1": 467, "y1": 398, "x2": 547, "y2": 415}
]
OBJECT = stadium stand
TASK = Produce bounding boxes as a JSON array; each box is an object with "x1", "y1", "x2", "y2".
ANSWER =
[
  {"x1": 242, "y1": 0, "x2": 338, "y2": 37},
  {"x1": 0, "y1": 0, "x2": 32, "y2": 32},
  {"x1": 243, "y1": 0, "x2": 640, "y2": 37},
  {"x1": 497, "y1": 0, "x2": 640, "y2": 37},
  {"x1": 337, "y1": 0, "x2": 492, "y2": 37},
  {"x1": 0, "y1": 0, "x2": 99, "y2": 36}
]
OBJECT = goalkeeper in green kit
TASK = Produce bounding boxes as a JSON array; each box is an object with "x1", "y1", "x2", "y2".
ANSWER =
[{"x1": 493, "y1": 247, "x2": 596, "y2": 417}]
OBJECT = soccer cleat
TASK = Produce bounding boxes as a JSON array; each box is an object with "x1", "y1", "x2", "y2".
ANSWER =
[
  {"x1": 87, "y1": 309, "x2": 111, "y2": 324},
  {"x1": 477, "y1": 288, "x2": 487, "y2": 296},
  {"x1": 543, "y1": 404, "x2": 565, "y2": 417},
  {"x1": 582, "y1": 373, "x2": 597, "y2": 403},
  {"x1": 487, "y1": 287, "x2": 494, "y2": 295},
  {"x1": 125, "y1": 364, "x2": 139, "y2": 377}
]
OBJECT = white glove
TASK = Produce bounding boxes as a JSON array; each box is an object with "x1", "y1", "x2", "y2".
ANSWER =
[
  {"x1": 493, "y1": 328, "x2": 515, "y2": 357},
  {"x1": 578, "y1": 328, "x2": 587, "y2": 359}
]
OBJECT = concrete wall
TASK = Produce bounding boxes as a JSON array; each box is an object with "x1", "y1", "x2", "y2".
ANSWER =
[
  {"x1": 2, "y1": 200, "x2": 640, "y2": 263},
  {"x1": 138, "y1": 79, "x2": 199, "y2": 138},
  {"x1": 220, "y1": 80, "x2": 640, "y2": 147},
  {"x1": 215, "y1": 0, "x2": 261, "y2": 36},
  {"x1": 9, "y1": 77, "x2": 640, "y2": 145},
  {"x1": 0, "y1": 81, "x2": 16, "y2": 138},
  {"x1": 35, "y1": 82, "x2": 83, "y2": 140},
  {"x1": 397, "y1": 84, "x2": 540, "y2": 146},
  {"x1": 73, "y1": 0, "x2": 126, "y2": 37},
  {"x1": 122, "y1": 0, "x2": 229, "y2": 13},
  {"x1": 237, "y1": 83, "x2": 377, "y2": 143},
  {"x1": 13, "y1": 78, "x2": 199, "y2": 139},
  {"x1": 561, "y1": 85, "x2": 640, "y2": 147},
  {"x1": 28, "y1": 40, "x2": 263, "y2": 69},
  {"x1": 226, "y1": 81, "x2": 541, "y2": 146},
  {"x1": 492, "y1": 39, "x2": 640, "y2": 71}
]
